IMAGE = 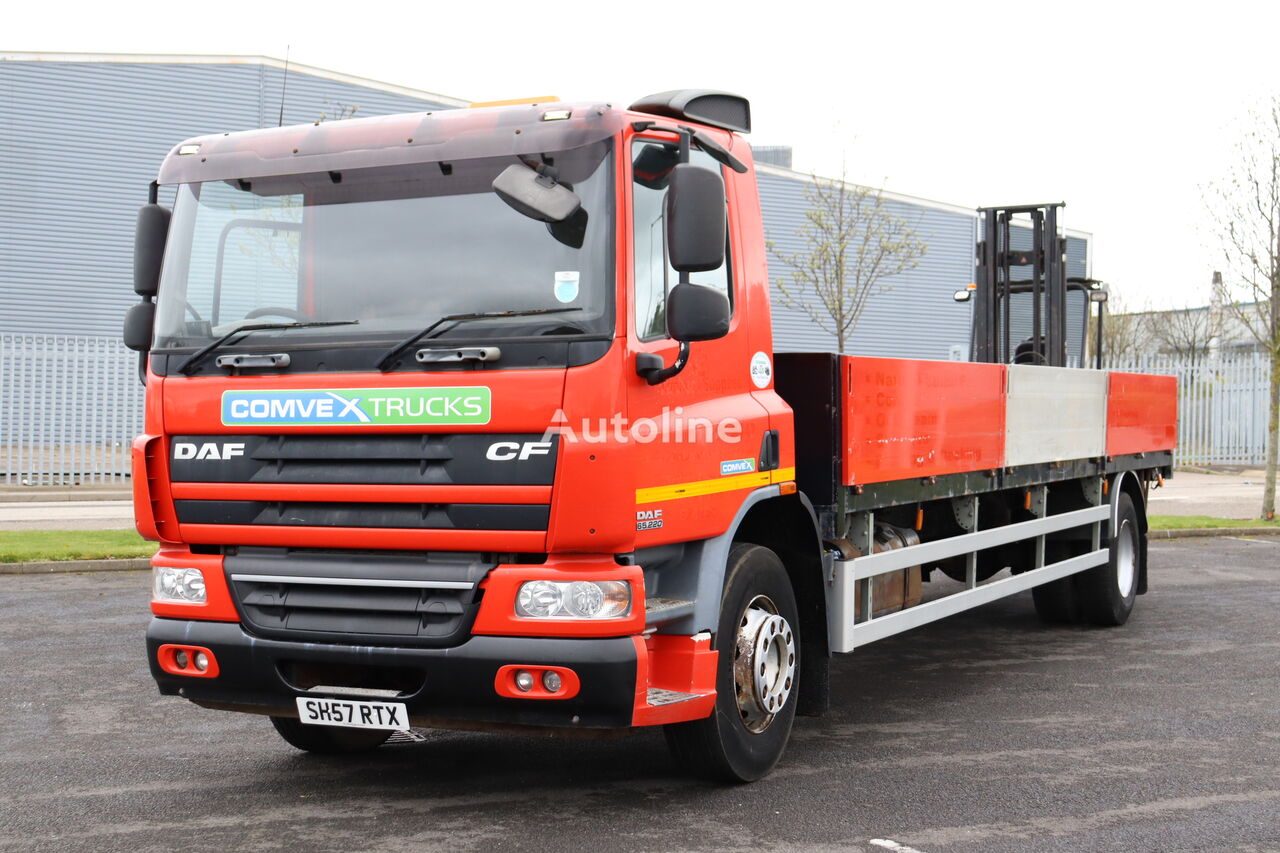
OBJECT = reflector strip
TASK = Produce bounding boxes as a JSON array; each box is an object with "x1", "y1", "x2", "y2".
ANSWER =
[{"x1": 635, "y1": 467, "x2": 795, "y2": 504}]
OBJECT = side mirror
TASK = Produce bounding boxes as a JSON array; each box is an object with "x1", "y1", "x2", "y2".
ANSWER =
[
  {"x1": 123, "y1": 301, "x2": 156, "y2": 352},
  {"x1": 134, "y1": 204, "x2": 171, "y2": 297},
  {"x1": 632, "y1": 143, "x2": 679, "y2": 190},
  {"x1": 492, "y1": 163, "x2": 582, "y2": 223},
  {"x1": 665, "y1": 163, "x2": 726, "y2": 273},
  {"x1": 666, "y1": 283, "x2": 729, "y2": 342}
]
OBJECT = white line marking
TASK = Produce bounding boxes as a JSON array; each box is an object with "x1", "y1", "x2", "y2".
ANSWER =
[
  {"x1": 1226, "y1": 536, "x2": 1280, "y2": 544},
  {"x1": 870, "y1": 840, "x2": 929, "y2": 853}
]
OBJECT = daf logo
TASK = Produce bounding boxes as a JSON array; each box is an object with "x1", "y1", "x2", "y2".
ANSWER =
[
  {"x1": 173, "y1": 441, "x2": 245, "y2": 461},
  {"x1": 485, "y1": 441, "x2": 553, "y2": 462}
]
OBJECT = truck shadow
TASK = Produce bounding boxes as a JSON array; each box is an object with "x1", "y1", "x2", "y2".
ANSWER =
[{"x1": 248, "y1": 589, "x2": 1110, "y2": 798}]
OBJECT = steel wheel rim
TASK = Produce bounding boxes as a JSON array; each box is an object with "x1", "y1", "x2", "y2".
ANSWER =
[
  {"x1": 1115, "y1": 518, "x2": 1137, "y2": 597},
  {"x1": 732, "y1": 594, "x2": 796, "y2": 733}
]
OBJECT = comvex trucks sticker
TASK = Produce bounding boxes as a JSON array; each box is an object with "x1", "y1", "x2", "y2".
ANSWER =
[{"x1": 221, "y1": 387, "x2": 491, "y2": 426}]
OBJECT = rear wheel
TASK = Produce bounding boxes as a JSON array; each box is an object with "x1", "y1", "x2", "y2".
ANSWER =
[
  {"x1": 1077, "y1": 492, "x2": 1141, "y2": 626},
  {"x1": 664, "y1": 544, "x2": 800, "y2": 782},
  {"x1": 269, "y1": 716, "x2": 392, "y2": 754},
  {"x1": 1032, "y1": 540, "x2": 1084, "y2": 624}
]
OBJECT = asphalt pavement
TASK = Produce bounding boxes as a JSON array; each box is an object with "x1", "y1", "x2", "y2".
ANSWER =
[{"x1": 1, "y1": 536, "x2": 1277, "y2": 852}]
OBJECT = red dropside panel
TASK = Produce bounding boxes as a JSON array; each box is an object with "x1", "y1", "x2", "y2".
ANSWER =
[
  {"x1": 843, "y1": 357, "x2": 1006, "y2": 486},
  {"x1": 1107, "y1": 372, "x2": 1177, "y2": 456}
]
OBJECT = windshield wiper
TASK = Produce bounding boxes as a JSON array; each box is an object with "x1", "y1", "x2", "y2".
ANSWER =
[
  {"x1": 176, "y1": 320, "x2": 358, "y2": 376},
  {"x1": 375, "y1": 308, "x2": 583, "y2": 372}
]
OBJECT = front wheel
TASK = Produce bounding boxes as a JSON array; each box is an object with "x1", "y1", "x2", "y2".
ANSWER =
[
  {"x1": 664, "y1": 543, "x2": 800, "y2": 782},
  {"x1": 269, "y1": 716, "x2": 392, "y2": 754}
]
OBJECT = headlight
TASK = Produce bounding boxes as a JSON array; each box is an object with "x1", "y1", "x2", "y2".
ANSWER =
[
  {"x1": 153, "y1": 567, "x2": 207, "y2": 603},
  {"x1": 515, "y1": 580, "x2": 630, "y2": 619}
]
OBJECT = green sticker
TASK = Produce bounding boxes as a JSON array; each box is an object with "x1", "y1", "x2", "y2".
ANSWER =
[{"x1": 222, "y1": 387, "x2": 491, "y2": 426}]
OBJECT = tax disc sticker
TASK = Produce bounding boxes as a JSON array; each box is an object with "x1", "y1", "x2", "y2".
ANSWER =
[
  {"x1": 554, "y1": 271, "x2": 580, "y2": 303},
  {"x1": 750, "y1": 351, "x2": 772, "y2": 389}
]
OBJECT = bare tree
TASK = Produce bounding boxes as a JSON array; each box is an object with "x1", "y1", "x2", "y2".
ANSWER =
[
  {"x1": 1208, "y1": 100, "x2": 1280, "y2": 519},
  {"x1": 769, "y1": 171, "x2": 927, "y2": 354},
  {"x1": 1146, "y1": 301, "x2": 1223, "y2": 365},
  {"x1": 1089, "y1": 293, "x2": 1145, "y2": 364}
]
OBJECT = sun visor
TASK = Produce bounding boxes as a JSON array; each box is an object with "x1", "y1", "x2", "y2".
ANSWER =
[{"x1": 158, "y1": 102, "x2": 626, "y2": 185}]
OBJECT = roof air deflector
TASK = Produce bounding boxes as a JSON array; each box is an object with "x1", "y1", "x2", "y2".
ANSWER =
[{"x1": 628, "y1": 90, "x2": 751, "y2": 134}]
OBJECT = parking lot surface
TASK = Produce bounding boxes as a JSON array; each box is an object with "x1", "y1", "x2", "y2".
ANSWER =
[{"x1": 1, "y1": 536, "x2": 1277, "y2": 853}]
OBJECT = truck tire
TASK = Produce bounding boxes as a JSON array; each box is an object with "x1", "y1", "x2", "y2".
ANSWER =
[
  {"x1": 664, "y1": 543, "x2": 799, "y2": 783},
  {"x1": 269, "y1": 716, "x2": 392, "y2": 754},
  {"x1": 1032, "y1": 576, "x2": 1079, "y2": 624},
  {"x1": 1076, "y1": 492, "x2": 1140, "y2": 626},
  {"x1": 1032, "y1": 539, "x2": 1083, "y2": 624}
]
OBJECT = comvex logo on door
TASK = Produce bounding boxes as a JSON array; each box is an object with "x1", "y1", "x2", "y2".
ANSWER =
[{"x1": 221, "y1": 387, "x2": 491, "y2": 426}]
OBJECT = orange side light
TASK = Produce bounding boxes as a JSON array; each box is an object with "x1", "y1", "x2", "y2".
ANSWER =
[
  {"x1": 779, "y1": 481, "x2": 798, "y2": 496},
  {"x1": 468, "y1": 95, "x2": 561, "y2": 108}
]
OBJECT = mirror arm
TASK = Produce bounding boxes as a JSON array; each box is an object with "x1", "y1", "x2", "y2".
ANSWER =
[
  {"x1": 636, "y1": 341, "x2": 691, "y2": 386},
  {"x1": 629, "y1": 120, "x2": 747, "y2": 173}
]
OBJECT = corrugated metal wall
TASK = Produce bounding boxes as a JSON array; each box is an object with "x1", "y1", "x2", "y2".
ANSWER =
[
  {"x1": 0, "y1": 58, "x2": 454, "y2": 338},
  {"x1": 758, "y1": 169, "x2": 981, "y2": 359}
]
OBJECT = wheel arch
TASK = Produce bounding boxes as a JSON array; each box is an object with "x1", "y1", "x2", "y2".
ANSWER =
[{"x1": 731, "y1": 492, "x2": 830, "y2": 717}]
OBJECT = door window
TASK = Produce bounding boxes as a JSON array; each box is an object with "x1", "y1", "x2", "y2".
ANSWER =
[{"x1": 632, "y1": 141, "x2": 731, "y2": 340}]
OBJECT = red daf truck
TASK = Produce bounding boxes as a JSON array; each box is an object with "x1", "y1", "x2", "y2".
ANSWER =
[{"x1": 124, "y1": 90, "x2": 1176, "y2": 782}]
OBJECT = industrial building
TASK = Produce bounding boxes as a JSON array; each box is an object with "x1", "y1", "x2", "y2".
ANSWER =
[{"x1": 0, "y1": 53, "x2": 1091, "y2": 483}]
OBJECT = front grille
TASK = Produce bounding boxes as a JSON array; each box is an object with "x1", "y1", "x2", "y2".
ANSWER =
[
  {"x1": 226, "y1": 547, "x2": 491, "y2": 647},
  {"x1": 170, "y1": 433, "x2": 557, "y2": 485},
  {"x1": 176, "y1": 500, "x2": 549, "y2": 530},
  {"x1": 169, "y1": 433, "x2": 557, "y2": 539}
]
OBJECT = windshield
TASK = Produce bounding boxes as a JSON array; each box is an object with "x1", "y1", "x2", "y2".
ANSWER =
[{"x1": 153, "y1": 141, "x2": 614, "y2": 356}]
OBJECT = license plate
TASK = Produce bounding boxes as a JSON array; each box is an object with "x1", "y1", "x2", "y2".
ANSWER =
[{"x1": 295, "y1": 696, "x2": 410, "y2": 731}]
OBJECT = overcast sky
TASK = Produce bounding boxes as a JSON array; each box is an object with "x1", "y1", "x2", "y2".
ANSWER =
[{"x1": 11, "y1": 0, "x2": 1280, "y2": 310}]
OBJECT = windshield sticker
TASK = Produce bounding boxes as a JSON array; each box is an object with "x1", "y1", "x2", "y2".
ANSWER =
[
  {"x1": 554, "y1": 271, "x2": 580, "y2": 303},
  {"x1": 720, "y1": 458, "x2": 756, "y2": 476},
  {"x1": 221, "y1": 387, "x2": 491, "y2": 426}
]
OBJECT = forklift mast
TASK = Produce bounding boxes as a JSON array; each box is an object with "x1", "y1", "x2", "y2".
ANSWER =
[{"x1": 973, "y1": 203, "x2": 1069, "y2": 367}]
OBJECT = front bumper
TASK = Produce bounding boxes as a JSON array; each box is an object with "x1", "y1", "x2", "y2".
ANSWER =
[{"x1": 146, "y1": 617, "x2": 639, "y2": 729}]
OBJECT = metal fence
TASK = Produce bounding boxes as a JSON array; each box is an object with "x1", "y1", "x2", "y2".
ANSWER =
[
  {"x1": 1108, "y1": 353, "x2": 1271, "y2": 467},
  {"x1": 0, "y1": 334, "x2": 143, "y2": 485}
]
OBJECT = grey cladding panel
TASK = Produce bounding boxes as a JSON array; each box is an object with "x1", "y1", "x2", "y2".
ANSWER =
[
  {"x1": 758, "y1": 171, "x2": 976, "y2": 358},
  {"x1": 0, "y1": 59, "x2": 454, "y2": 338}
]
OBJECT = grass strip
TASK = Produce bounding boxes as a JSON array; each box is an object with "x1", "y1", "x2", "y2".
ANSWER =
[
  {"x1": 1148, "y1": 514, "x2": 1280, "y2": 531},
  {"x1": 0, "y1": 529, "x2": 157, "y2": 563}
]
